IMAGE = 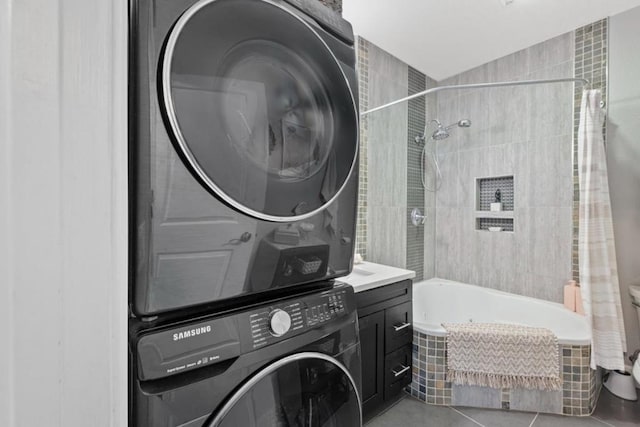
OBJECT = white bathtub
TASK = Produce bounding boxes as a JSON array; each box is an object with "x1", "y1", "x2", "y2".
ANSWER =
[{"x1": 413, "y1": 278, "x2": 590, "y2": 346}]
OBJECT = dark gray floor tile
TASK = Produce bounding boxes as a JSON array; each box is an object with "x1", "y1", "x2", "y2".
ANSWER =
[
  {"x1": 365, "y1": 397, "x2": 480, "y2": 427},
  {"x1": 456, "y1": 407, "x2": 537, "y2": 427},
  {"x1": 591, "y1": 388, "x2": 640, "y2": 427},
  {"x1": 532, "y1": 414, "x2": 611, "y2": 427}
]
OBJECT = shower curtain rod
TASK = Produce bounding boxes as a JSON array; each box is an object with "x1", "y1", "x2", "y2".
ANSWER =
[{"x1": 359, "y1": 77, "x2": 590, "y2": 116}]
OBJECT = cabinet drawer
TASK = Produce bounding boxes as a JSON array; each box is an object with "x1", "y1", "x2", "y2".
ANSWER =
[
  {"x1": 356, "y1": 280, "x2": 412, "y2": 317},
  {"x1": 385, "y1": 301, "x2": 412, "y2": 354},
  {"x1": 384, "y1": 345, "x2": 412, "y2": 400}
]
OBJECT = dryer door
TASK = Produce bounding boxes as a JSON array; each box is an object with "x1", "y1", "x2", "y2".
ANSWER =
[
  {"x1": 208, "y1": 352, "x2": 362, "y2": 427},
  {"x1": 162, "y1": 0, "x2": 358, "y2": 222}
]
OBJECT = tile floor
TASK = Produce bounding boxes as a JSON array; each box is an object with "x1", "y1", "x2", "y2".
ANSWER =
[{"x1": 366, "y1": 389, "x2": 640, "y2": 427}]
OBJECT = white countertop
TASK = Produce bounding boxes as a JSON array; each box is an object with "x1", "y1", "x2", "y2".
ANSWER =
[{"x1": 336, "y1": 261, "x2": 416, "y2": 293}]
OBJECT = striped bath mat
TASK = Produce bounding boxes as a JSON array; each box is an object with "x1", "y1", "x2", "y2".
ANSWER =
[{"x1": 442, "y1": 323, "x2": 562, "y2": 391}]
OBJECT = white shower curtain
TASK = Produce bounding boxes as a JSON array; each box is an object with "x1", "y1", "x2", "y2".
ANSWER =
[{"x1": 578, "y1": 89, "x2": 627, "y2": 370}]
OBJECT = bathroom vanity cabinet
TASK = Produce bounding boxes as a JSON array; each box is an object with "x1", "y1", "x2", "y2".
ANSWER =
[{"x1": 356, "y1": 279, "x2": 413, "y2": 421}]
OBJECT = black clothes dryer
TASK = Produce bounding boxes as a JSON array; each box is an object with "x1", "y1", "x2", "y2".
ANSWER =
[
  {"x1": 130, "y1": 283, "x2": 362, "y2": 426},
  {"x1": 130, "y1": 0, "x2": 360, "y2": 318}
]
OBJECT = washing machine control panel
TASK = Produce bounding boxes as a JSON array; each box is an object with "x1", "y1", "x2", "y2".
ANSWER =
[
  {"x1": 134, "y1": 285, "x2": 354, "y2": 381},
  {"x1": 248, "y1": 287, "x2": 349, "y2": 349},
  {"x1": 268, "y1": 309, "x2": 292, "y2": 336}
]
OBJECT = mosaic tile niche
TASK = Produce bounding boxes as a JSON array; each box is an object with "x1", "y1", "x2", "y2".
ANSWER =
[{"x1": 408, "y1": 330, "x2": 600, "y2": 416}]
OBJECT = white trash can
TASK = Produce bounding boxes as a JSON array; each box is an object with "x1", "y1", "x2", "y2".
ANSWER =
[{"x1": 628, "y1": 285, "x2": 640, "y2": 388}]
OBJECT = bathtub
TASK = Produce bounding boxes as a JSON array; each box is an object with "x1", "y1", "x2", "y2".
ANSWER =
[
  {"x1": 408, "y1": 278, "x2": 600, "y2": 416},
  {"x1": 413, "y1": 278, "x2": 590, "y2": 345}
]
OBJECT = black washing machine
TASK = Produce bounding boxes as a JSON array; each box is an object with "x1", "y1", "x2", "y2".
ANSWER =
[
  {"x1": 130, "y1": 283, "x2": 362, "y2": 426},
  {"x1": 130, "y1": 0, "x2": 360, "y2": 318}
]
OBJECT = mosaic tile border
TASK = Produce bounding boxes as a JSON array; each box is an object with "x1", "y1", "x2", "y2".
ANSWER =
[
  {"x1": 409, "y1": 330, "x2": 600, "y2": 416},
  {"x1": 561, "y1": 345, "x2": 599, "y2": 416},
  {"x1": 572, "y1": 19, "x2": 608, "y2": 281},
  {"x1": 355, "y1": 37, "x2": 369, "y2": 260},
  {"x1": 407, "y1": 67, "x2": 426, "y2": 281},
  {"x1": 409, "y1": 331, "x2": 451, "y2": 405}
]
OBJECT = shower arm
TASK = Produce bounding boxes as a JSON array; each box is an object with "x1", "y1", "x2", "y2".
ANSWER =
[{"x1": 360, "y1": 77, "x2": 590, "y2": 117}]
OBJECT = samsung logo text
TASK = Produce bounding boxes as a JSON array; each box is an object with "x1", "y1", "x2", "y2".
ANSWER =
[{"x1": 173, "y1": 325, "x2": 212, "y2": 341}]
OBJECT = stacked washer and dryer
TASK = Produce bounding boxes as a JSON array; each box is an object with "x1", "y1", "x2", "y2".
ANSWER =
[{"x1": 128, "y1": 0, "x2": 362, "y2": 425}]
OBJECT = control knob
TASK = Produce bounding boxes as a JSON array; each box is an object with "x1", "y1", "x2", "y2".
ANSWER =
[{"x1": 269, "y1": 309, "x2": 292, "y2": 337}]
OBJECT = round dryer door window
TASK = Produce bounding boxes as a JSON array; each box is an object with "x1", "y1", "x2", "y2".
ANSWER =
[
  {"x1": 162, "y1": 0, "x2": 359, "y2": 222},
  {"x1": 207, "y1": 352, "x2": 362, "y2": 427}
]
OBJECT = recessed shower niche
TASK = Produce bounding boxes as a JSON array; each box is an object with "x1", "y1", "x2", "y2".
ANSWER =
[{"x1": 475, "y1": 176, "x2": 514, "y2": 232}]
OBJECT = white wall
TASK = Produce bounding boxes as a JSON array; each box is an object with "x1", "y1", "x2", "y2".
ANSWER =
[
  {"x1": 608, "y1": 6, "x2": 640, "y2": 356},
  {"x1": 0, "y1": 1, "x2": 128, "y2": 425}
]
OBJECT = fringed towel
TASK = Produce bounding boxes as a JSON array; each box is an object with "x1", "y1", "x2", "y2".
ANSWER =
[{"x1": 443, "y1": 323, "x2": 561, "y2": 391}]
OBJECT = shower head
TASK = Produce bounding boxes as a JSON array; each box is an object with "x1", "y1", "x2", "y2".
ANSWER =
[
  {"x1": 415, "y1": 118, "x2": 472, "y2": 144},
  {"x1": 430, "y1": 118, "x2": 472, "y2": 140},
  {"x1": 431, "y1": 128, "x2": 450, "y2": 140}
]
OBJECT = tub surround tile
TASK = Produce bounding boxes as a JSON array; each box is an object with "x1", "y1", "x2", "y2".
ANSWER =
[
  {"x1": 488, "y1": 85, "x2": 530, "y2": 146},
  {"x1": 368, "y1": 207, "x2": 406, "y2": 268},
  {"x1": 501, "y1": 388, "x2": 511, "y2": 410},
  {"x1": 458, "y1": 63, "x2": 489, "y2": 89},
  {"x1": 487, "y1": 48, "x2": 530, "y2": 82},
  {"x1": 365, "y1": 44, "x2": 407, "y2": 268},
  {"x1": 434, "y1": 96, "x2": 460, "y2": 155},
  {"x1": 367, "y1": 140, "x2": 408, "y2": 208},
  {"x1": 432, "y1": 30, "x2": 575, "y2": 303},
  {"x1": 434, "y1": 208, "x2": 461, "y2": 280},
  {"x1": 411, "y1": 331, "x2": 598, "y2": 416},
  {"x1": 572, "y1": 19, "x2": 608, "y2": 282},
  {"x1": 526, "y1": 135, "x2": 573, "y2": 208},
  {"x1": 356, "y1": 37, "x2": 369, "y2": 260},
  {"x1": 457, "y1": 91, "x2": 492, "y2": 151},
  {"x1": 510, "y1": 388, "x2": 562, "y2": 414},
  {"x1": 526, "y1": 65, "x2": 574, "y2": 141},
  {"x1": 523, "y1": 273, "x2": 564, "y2": 302},
  {"x1": 407, "y1": 67, "x2": 427, "y2": 281},
  {"x1": 526, "y1": 207, "x2": 573, "y2": 302},
  {"x1": 423, "y1": 207, "x2": 436, "y2": 279},
  {"x1": 368, "y1": 73, "x2": 408, "y2": 113},
  {"x1": 434, "y1": 152, "x2": 459, "y2": 208},
  {"x1": 451, "y1": 385, "x2": 502, "y2": 409},
  {"x1": 368, "y1": 45, "x2": 409, "y2": 85}
]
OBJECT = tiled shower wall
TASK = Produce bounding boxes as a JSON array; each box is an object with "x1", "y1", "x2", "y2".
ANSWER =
[
  {"x1": 572, "y1": 19, "x2": 608, "y2": 281},
  {"x1": 362, "y1": 39, "x2": 408, "y2": 268},
  {"x1": 431, "y1": 32, "x2": 575, "y2": 303},
  {"x1": 423, "y1": 78, "x2": 438, "y2": 280},
  {"x1": 355, "y1": 37, "x2": 369, "y2": 259},
  {"x1": 407, "y1": 68, "x2": 426, "y2": 279},
  {"x1": 356, "y1": 38, "x2": 436, "y2": 274}
]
